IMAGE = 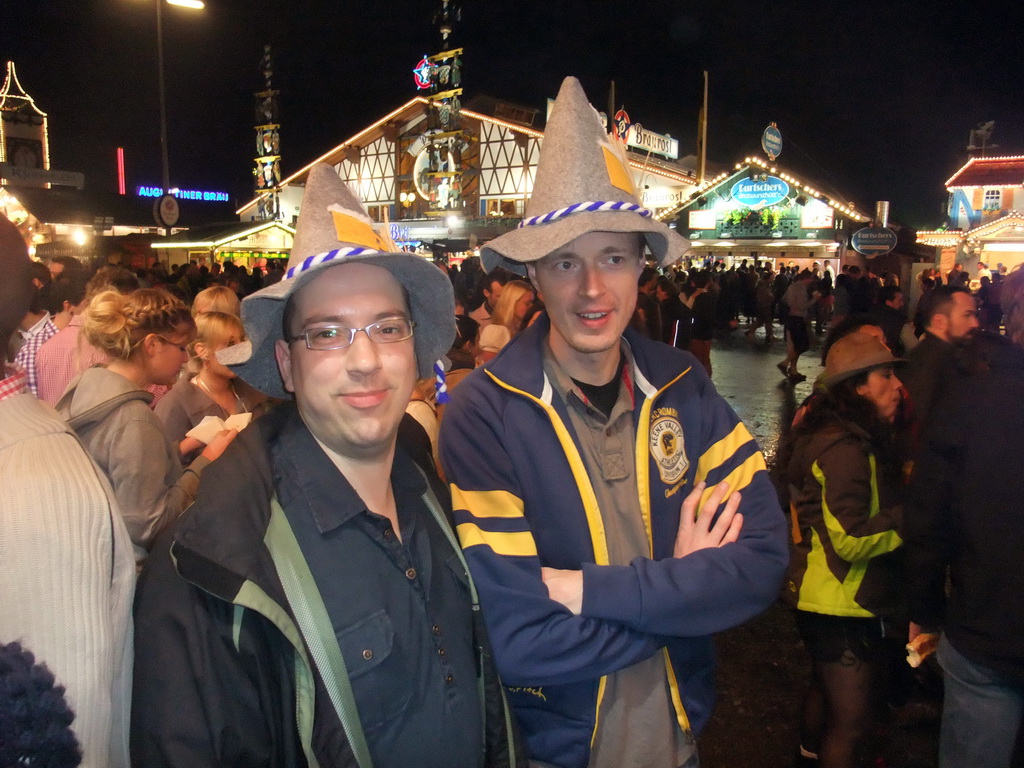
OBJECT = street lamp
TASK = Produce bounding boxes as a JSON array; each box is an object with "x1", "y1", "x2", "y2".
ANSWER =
[{"x1": 155, "y1": 0, "x2": 204, "y2": 205}]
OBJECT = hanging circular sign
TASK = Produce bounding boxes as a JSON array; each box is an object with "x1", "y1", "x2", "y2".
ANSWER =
[
  {"x1": 730, "y1": 175, "x2": 790, "y2": 208},
  {"x1": 154, "y1": 193, "x2": 180, "y2": 228},
  {"x1": 612, "y1": 109, "x2": 631, "y2": 142},
  {"x1": 851, "y1": 227, "x2": 898, "y2": 256},
  {"x1": 413, "y1": 57, "x2": 432, "y2": 90},
  {"x1": 761, "y1": 123, "x2": 783, "y2": 160}
]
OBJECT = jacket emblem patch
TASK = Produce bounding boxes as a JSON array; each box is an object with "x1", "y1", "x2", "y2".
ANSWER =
[{"x1": 650, "y1": 414, "x2": 688, "y2": 484}]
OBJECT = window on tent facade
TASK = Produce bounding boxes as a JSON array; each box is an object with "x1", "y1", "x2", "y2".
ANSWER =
[
  {"x1": 983, "y1": 188, "x2": 1002, "y2": 212},
  {"x1": 484, "y1": 198, "x2": 523, "y2": 217}
]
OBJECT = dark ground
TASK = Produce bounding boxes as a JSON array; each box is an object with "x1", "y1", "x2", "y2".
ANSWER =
[{"x1": 696, "y1": 326, "x2": 951, "y2": 768}]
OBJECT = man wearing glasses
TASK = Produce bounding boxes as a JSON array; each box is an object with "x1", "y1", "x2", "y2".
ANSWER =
[{"x1": 131, "y1": 165, "x2": 521, "y2": 768}]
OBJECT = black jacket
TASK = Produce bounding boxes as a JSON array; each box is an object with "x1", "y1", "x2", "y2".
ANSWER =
[
  {"x1": 131, "y1": 404, "x2": 523, "y2": 768},
  {"x1": 904, "y1": 340, "x2": 1024, "y2": 685},
  {"x1": 902, "y1": 333, "x2": 967, "y2": 435}
]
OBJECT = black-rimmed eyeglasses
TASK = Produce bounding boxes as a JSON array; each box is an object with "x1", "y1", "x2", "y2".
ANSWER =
[{"x1": 286, "y1": 317, "x2": 415, "y2": 351}]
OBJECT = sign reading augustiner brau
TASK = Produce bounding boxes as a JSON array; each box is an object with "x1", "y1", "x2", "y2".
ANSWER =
[{"x1": 730, "y1": 175, "x2": 790, "y2": 207}]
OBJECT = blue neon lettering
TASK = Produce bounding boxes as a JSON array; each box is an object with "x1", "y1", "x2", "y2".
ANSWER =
[{"x1": 136, "y1": 186, "x2": 228, "y2": 202}]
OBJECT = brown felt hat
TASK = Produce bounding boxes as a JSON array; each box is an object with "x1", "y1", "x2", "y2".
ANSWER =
[
  {"x1": 480, "y1": 77, "x2": 690, "y2": 275},
  {"x1": 823, "y1": 332, "x2": 905, "y2": 388}
]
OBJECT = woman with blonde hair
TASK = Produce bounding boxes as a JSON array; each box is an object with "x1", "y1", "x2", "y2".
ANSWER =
[
  {"x1": 156, "y1": 311, "x2": 265, "y2": 464},
  {"x1": 476, "y1": 279, "x2": 535, "y2": 364},
  {"x1": 57, "y1": 288, "x2": 236, "y2": 562},
  {"x1": 490, "y1": 279, "x2": 535, "y2": 336},
  {"x1": 191, "y1": 284, "x2": 241, "y2": 317}
]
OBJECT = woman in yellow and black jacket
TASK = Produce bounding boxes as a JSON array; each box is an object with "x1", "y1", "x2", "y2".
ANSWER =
[{"x1": 781, "y1": 332, "x2": 906, "y2": 768}]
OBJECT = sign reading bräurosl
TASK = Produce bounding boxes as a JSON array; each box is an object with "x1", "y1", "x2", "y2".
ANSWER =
[{"x1": 626, "y1": 123, "x2": 679, "y2": 160}]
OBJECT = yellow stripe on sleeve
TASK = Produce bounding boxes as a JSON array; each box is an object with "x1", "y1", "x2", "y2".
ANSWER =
[
  {"x1": 696, "y1": 421, "x2": 755, "y2": 480},
  {"x1": 455, "y1": 523, "x2": 539, "y2": 557},
  {"x1": 698, "y1": 451, "x2": 766, "y2": 508},
  {"x1": 450, "y1": 485, "x2": 526, "y2": 519}
]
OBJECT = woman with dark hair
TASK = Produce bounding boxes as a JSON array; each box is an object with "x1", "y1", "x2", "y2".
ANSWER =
[{"x1": 781, "y1": 332, "x2": 906, "y2": 768}]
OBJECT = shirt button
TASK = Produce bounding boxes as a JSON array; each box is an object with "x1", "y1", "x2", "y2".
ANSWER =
[
  {"x1": 438, "y1": 647, "x2": 446, "y2": 657},
  {"x1": 406, "y1": 568, "x2": 417, "y2": 580},
  {"x1": 384, "y1": 528, "x2": 394, "y2": 539},
  {"x1": 432, "y1": 624, "x2": 441, "y2": 636},
  {"x1": 362, "y1": 649, "x2": 373, "y2": 661},
  {"x1": 445, "y1": 674, "x2": 454, "y2": 684}
]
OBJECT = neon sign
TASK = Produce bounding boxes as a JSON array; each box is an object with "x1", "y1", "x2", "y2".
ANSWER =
[
  {"x1": 137, "y1": 186, "x2": 230, "y2": 202},
  {"x1": 413, "y1": 57, "x2": 432, "y2": 90},
  {"x1": 730, "y1": 176, "x2": 790, "y2": 208}
]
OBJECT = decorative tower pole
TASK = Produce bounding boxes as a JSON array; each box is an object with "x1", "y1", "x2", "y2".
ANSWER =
[
  {"x1": 254, "y1": 45, "x2": 281, "y2": 220},
  {"x1": 413, "y1": 1, "x2": 467, "y2": 217},
  {"x1": 0, "y1": 61, "x2": 50, "y2": 187}
]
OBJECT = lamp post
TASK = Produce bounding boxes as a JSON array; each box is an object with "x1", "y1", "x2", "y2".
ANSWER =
[{"x1": 154, "y1": 0, "x2": 203, "y2": 231}]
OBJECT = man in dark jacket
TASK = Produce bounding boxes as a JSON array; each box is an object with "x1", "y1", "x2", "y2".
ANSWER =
[
  {"x1": 131, "y1": 165, "x2": 521, "y2": 768},
  {"x1": 867, "y1": 284, "x2": 909, "y2": 355},
  {"x1": 904, "y1": 269, "x2": 1024, "y2": 768},
  {"x1": 902, "y1": 285, "x2": 979, "y2": 437}
]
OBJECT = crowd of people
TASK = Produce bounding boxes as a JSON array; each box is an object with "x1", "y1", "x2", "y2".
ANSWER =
[{"x1": 1, "y1": 74, "x2": 1022, "y2": 768}]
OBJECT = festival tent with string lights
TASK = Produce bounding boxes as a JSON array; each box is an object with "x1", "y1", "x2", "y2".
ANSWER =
[
  {"x1": 150, "y1": 219, "x2": 295, "y2": 269},
  {"x1": 235, "y1": 93, "x2": 700, "y2": 260},
  {"x1": 918, "y1": 155, "x2": 1024, "y2": 275},
  {"x1": 660, "y1": 155, "x2": 870, "y2": 270}
]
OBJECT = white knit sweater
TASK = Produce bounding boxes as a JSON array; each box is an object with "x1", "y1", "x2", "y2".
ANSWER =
[{"x1": 0, "y1": 393, "x2": 135, "y2": 768}]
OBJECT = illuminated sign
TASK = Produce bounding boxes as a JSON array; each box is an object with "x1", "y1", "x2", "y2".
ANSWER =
[
  {"x1": 851, "y1": 227, "x2": 897, "y2": 256},
  {"x1": 640, "y1": 186, "x2": 685, "y2": 208},
  {"x1": 137, "y1": 186, "x2": 230, "y2": 202},
  {"x1": 0, "y1": 164, "x2": 84, "y2": 189},
  {"x1": 761, "y1": 123, "x2": 782, "y2": 160},
  {"x1": 730, "y1": 176, "x2": 790, "y2": 208},
  {"x1": 612, "y1": 109, "x2": 631, "y2": 142},
  {"x1": 627, "y1": 123, "x2": 679, "y2": 160},
  {"x1": 688, "y1": 210, "x2": 717, "y2": 229},
  {"x1": 800, "y1": 200, "x2": 834, "y2": 229},
  {"x1": 413, "y1": 57, "x2": 432, "y2": 90},
  {"x1": 389, "y1": 223, "x2": 411, "y2": 242}
]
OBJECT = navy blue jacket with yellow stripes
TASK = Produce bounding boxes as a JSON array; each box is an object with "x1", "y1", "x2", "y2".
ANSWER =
[{"x1": 438, "y1": 315, "x2": 789, "y2": 768}]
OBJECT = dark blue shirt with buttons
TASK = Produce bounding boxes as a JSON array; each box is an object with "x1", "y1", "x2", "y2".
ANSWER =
[{"x1": 271, "y1": 413, "x2": 483, "y2": 767}]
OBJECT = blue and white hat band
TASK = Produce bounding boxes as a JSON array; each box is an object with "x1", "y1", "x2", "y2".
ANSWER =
[
  {"x1": 517, "y1": 200, "x2": 653, "y2": 229},
  {"x1": 285, "y1": 247, "x2": 380, "y2": 280}
]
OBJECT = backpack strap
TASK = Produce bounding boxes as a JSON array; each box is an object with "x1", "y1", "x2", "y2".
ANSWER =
[{"x1": 266, "y1": 497, "x2": 374, "y2": 768}]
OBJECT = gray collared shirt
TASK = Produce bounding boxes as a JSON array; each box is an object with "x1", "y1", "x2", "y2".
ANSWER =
[{"x1": 542, "y1": 342, "x2": 695, "y2": 768}]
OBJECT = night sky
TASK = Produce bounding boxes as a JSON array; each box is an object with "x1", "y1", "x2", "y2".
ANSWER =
[{"x1": 4, "y1": 0, "x2": 1023, "y2": 228}]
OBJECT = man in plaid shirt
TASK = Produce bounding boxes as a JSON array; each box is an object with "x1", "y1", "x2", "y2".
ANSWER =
[{"x1": 13, "y1": 263, "x2": 58, "y2": 396}]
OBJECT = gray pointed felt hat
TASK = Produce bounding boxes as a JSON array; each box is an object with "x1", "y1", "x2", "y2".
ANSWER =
[
  {"x1": 480, "y1": 76, "x2": 690, "y2": 274},
  {"x1": 219, "y1": 164, "x2": 455, "y2": 399}
]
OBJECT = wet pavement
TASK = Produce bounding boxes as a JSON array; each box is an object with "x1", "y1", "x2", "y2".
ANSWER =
[{"x1": 704, "y1": 325, "x2": 825, "y2": 470}]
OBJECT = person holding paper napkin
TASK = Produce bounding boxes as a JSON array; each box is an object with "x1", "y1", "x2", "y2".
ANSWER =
[
  {"x1": 57, "y1": 289, "x2": 237, "y2": 563},
  {"x1": 156, "y1": 311, "x2": 267, "y2": 464}
]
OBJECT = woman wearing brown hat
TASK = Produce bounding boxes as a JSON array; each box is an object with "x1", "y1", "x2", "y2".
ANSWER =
[{"x1": 780, "y1": 332, "x2": 906, "y2": 768}]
